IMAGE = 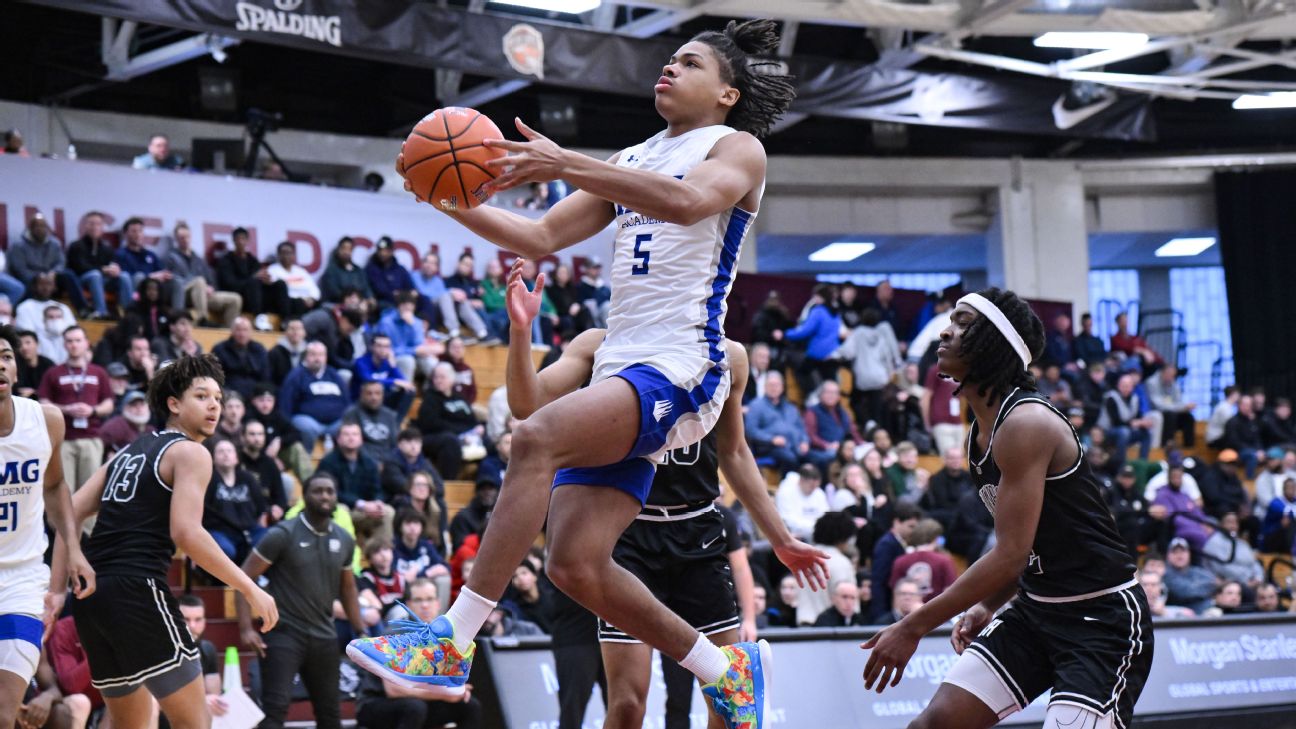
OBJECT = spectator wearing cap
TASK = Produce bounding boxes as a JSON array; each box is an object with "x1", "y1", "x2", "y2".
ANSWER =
[
  {"x1": 1163, "y1": 537, "x2": 1218, "y2": 614},
  {"x1": 1254, "y1": 447, "x2": 1296, "y2": 522},
  {"x1": 375, "y1": 294, "x2": 443, "y2": 383},
  {"x1": 1109, "y1": 464, "x2": 1155, "y2": 558},
  {"x1": 280, "y1": 340, "x2": 350, "y2": 451},
  {"x1": 1261, "y1": 397, "x2": 1296, "y2": 448},
  {"x1": 98, "y1": 389, "x2": 156, "y2": 457},
  {"x1": 1222, "y1": 394, "x2": 1264, "y2": 478},
  {"x1": 342, "y1": 380, "x2": 400, "y2": 463},
  {"x1": 449, "y1": 479, "x2": 497, "y2": 552},
  {"x1": 16, "y1": 273, "x2": 75, "y2": 364},
  {"x1": 66, "y1": 210, "x2": 133, "y2": 320},
  {"x1": 319, "y1": 237, "x2": 375, "y2": 306},
  {"x1": 1199, "y1": 449, "x2": 1253, "y2": 521},
  {"x1": 167, "y1": 221, "x2": 242, "y2": 326},
  {"x1": 213, "y1": 316, "x2": 271, "y2": 399},
  {"x1": 39, "y1": 326, "x2": 113, "y2": 498},
  {"x1": 216, "y1": 227, "x2": 274, "y2": 330},
  {"x1": 813, "y1": 579, "x2": 868, "y2": 627},
  {"x1": 415, "y1": 362, "x2": 482, "y2": 480},
  {"x1": 317, "y1": 422, "x2": 391, "y2": 541},
  {"x1": 104, "y1": 361, "x2": 131, "y2": 412},
  {"x1": 1261, "y1": 476, "x2": 1296, "y2": 553},
  {"x1": 265, "y1": 241, "x2": 320, "y2": 320},
  {"x1": 1150, "y1": 464, "x2": 1213, "y2": 551},
  {"x1": 576, "y1": 257, "x2": 611, "y2": 328},
  {"x1": 151, "y1": 311, "x2": 204, "y2": 364},
  {"x1": 15, "y1": 329, "x2": 53, "y2": 399},
  {"x1": 10, "y1": 214, "x2": 89, "y2": 315},
  {"x1": 365, "y1": 236, "x2": 419, "y2": 310},
  {"x1": 132, "y1": 132, "x2": 183, "y2": 170}
]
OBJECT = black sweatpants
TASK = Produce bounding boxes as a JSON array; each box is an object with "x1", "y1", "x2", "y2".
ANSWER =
[
  {"x1": 553, "y1": 643, "x2": 607, "y2": 729},
  {"x1": 258, "y1": 627, "x2": 341, "y2": 729},
  {"x1": 355, "y1": 696, "x2": 483, "y2": 729}
]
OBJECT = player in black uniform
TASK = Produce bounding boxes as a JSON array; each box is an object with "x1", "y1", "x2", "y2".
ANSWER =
[
  {"x1": 502, "y1": 261, "x2": 828, "y2": 729},
  {"x1": 863, "y1": 288, "x2": 1152, "y2": 729},
  {"x1": 64, "y1": 355, "x2": 279, "y2": 729}
]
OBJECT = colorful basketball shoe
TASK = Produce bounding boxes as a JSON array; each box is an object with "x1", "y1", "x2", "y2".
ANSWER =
[
  {"x1": 701, "y1": 640, "x2": 773, "y2": 729},
  {"x1": 346, "y1": 607, "x2": 473, "y2": 699}
]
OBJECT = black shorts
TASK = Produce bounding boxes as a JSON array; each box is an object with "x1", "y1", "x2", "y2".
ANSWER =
[
  {"x1": 72, "y1": 575, "x2": 201, "y2": 698},
  {"x1": 598, "y1": 509, "x2": 738, "y2": 643},
  {"x1": 948, "y1": 581, "x2": 1154, "y2": 727}
]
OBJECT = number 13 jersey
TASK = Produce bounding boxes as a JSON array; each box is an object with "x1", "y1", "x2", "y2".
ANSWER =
[
  {"x1": 596, "y1": 125, "x2": 762, "y2": 388},
  {"x1": 84, "y1": 430, "x2": 191, "y2": 581}
]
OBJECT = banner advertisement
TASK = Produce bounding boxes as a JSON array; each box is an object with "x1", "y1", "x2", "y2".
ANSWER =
[
  {"x1": 483, "y1": 616, "x2": 1296, "y2": 728},
  {"x1": 0, "y1": 156, "x2": 613, "y2": 275},
  {"x1": 24, "y1": 0, "x2": 1154, "y2": 140}
]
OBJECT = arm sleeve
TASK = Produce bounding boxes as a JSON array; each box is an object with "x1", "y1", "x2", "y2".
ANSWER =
[{"x1": 253, "y1": 524, "x2": 288, "y2": 563}]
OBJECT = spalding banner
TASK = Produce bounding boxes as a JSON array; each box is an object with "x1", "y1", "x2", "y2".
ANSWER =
[{"x1": 0, "y1": 156, "x2": 613, "y2": 277}]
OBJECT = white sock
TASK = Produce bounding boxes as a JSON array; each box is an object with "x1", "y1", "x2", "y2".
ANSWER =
[
  {"x1": 445, "y1": 587, "x2": 496, "y2": 653},
  {"x1": 678, "y1": 633, "x2": 729, "y2": 685}
]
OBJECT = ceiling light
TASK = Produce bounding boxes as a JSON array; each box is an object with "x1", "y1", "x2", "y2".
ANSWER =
[
  {"x1": 1155, "y1": 237, "x2": 1216, "y2": 258},
  {"x1": 1233, "y1": 92, "x2": 1296, "y2": 110},
  {"x1": 490, "y1": 0, "x2": 602, "y2": 12},
  {"x1": 1033, "y1": 32, "x2": 1149, "y2": 50},
  {"x1": 809, "y1": 242, "x2": 875, "y2": 262}
]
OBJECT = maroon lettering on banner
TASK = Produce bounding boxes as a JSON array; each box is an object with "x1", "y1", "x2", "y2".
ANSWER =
[
  {"x1": 138, "y1": 216, "x2": 163, "y2": 247},
  {"x1": 286, "y1": 230, "x2": 323, "y2": 273},
  {"x1": 203, "y1": 222, "x2": 236, "y2": 262},
  {"x1": 352, "y1": 236, "x2": 374, "y2": 254},
  {"x1": 0, "y1": 203, "x2": 7, "y2": 250},
  {"x1": 23, "y1": 206, "x2": 66, "y2": 245}
]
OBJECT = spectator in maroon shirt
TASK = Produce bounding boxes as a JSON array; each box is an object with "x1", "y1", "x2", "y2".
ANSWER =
[
  {"x1": 38, "y1": 326, "x2": 114, "y2": 496},
  {"x1": 889, "y1": 518, "x2": 958, "y2": 602},
  {"x1": 921, "y1": 363, "x2": 965, "y2": 456},
  {"x1": 98, "y1": 389, "x2": 157, "y2": 458}
]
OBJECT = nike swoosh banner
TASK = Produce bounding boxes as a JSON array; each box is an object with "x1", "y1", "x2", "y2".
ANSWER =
[{"x1": 23, "y1": 0, "x2": 1154, "y2": 140}]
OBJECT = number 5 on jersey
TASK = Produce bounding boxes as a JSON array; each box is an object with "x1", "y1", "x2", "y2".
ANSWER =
[{"x1": 632, "y1": 233, "x2": 651, "y2": 275}]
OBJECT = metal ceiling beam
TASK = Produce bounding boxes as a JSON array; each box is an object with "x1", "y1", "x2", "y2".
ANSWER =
[
  {"x1": 1055, "y1": 10, "x2": 1289, "y2": 73},
  {"x1": 102, "y1": 21, "x2": 239, "y2": 82},
  {"x1": 1192, "y1": 44, "x2": 1296, "y2": 75}
]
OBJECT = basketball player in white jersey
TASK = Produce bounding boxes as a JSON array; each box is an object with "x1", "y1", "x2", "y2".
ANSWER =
[
  {"x1": 351, "y1": 19, "x2": 794, "y2": 728},
  {"x1": 0, "y1": 324, "x2": 95, "y2": 729}
]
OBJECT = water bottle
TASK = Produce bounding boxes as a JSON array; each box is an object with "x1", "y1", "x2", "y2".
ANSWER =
[
  {"x1": 66, "y1": 144, "x2": 77, "y2": 160},
  {"x1": 223, "y1": 645, "x2": 242, "y2": 693}
]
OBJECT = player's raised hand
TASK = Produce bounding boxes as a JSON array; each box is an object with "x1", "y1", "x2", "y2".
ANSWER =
[
  {"x1": 861, "y1": 622, "x2": 922, "y2": 694},
  {"x1": 505, "y1": 258, "x2": 546, "y2": 327},
  {"x1": 772, "y1": 538, "x2": 831, "y2": 592},
  {"x1": 483, "y1": 117, "x2": 566, "y2": 192}
]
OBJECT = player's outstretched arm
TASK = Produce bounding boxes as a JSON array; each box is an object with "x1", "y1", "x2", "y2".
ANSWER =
[
  {"x1": 861, "y1": 410, "x2": 1053, "y2": 693},
  {"x1": 504, "y1": 263, "x2": 604, "y2": 417},
  {"x1": 715, "y1": 342, "x2": 830, "y2": 591},
  {"x1": 443, "y1": 187, "x2": 615, "y2": 260},
  {"x1": 486, "y1": 118, "x2": 766, "y2": 227},
  {"x1": 41, "y1": 405, "x2": 94, "y2": 607},
  {"x1": 166, "y1": 440, "x2": 279, "y2": 632}
]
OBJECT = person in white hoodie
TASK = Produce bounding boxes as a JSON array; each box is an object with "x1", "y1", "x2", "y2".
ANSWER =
[
  {"x1": 832, "y1": 307, "x2": 902, "y2": 430},
  {"x1": 265, "y1": 241, "x2": 321, "y2": 320}
]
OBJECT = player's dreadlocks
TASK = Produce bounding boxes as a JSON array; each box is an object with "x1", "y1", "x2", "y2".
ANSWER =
[
  {"x1": 148, "y1": 353, "x2": 226, "y2": 422},
  {"x1": 692, "y1": 19, "x2": 796, "y2": 138},
  {"x1": 954, "y1": 287, "x2": 1045, "y2": 407}
]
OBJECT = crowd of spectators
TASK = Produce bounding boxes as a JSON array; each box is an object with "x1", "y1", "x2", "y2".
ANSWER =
[{"x1": 9, "y1": 174, "x2": 1294, "y2": 726}]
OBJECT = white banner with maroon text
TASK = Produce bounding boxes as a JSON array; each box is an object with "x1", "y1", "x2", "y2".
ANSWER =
[{"x1": 0, "y1": 155, "x2": 613, "y2": 275}]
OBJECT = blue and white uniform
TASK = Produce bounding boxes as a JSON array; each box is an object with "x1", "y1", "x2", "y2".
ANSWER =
[
  {"x1": 0, "y1": 397, "x2": 53, "y2": 683},
  {"x1": 555, "y1": 124, "x2": 760, "y2": 503}
]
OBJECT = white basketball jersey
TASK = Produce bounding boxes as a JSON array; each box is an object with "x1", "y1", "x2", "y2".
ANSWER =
[
  {"x1": 595, "y1": 125, "x2": 761, "y2": 385},
  {"x1": 0, "y1": 398, "x2": 52, "y2": 568}
]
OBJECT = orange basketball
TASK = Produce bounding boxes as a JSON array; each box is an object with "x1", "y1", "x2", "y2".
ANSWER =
[{"x1": 397, "y1": 107, "x2": 506, "y2": 212}]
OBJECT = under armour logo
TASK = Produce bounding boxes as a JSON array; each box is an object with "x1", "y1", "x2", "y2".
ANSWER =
[{"x1": 652, "y1": 400, "x2": 672, "y2": 422}]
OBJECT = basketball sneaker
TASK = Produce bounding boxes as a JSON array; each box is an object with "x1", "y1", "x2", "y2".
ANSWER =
[
  {"x1": 346, "y1": 609, "x2": 473, "y2": 698},
  {"x1": 701, "y1": 640, "x2": 773, "y2": 729}
]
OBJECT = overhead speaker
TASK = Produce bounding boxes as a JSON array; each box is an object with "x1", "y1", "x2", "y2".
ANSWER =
[{"x1": 198, "y1": 68, "x2": 239, "y2": 114}]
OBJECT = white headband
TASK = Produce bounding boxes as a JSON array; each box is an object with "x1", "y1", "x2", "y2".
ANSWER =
[{"x1": 957, "y1": 293, "x2": 1032, "y2": 369}]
